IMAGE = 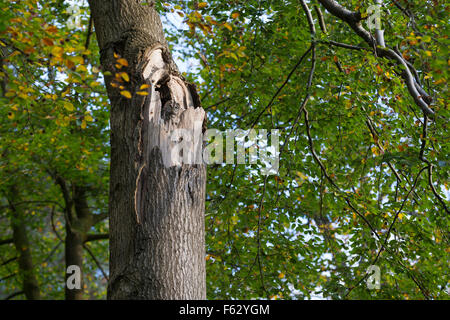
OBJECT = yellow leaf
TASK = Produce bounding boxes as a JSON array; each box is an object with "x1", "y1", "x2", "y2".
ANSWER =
[
  {"x1": 371, "y1": 146, "x2": 379, "y2": 156},
  {"x1": 81, "y1": 120, "x2": 87, "y2": 129},
  {"x1": 5, "y1": 90, "x2": 15, "y2": 97},
  {"x1": 71, "y1": 56, "x2": 84, "y2": 65},
  {"x1": 140, "y1": 84, "x2": 150, "y2": 90},
  {"x1": 120, "y1": 90, "x2": 132, "y2": 99},
  {"x1": 296, "y1": 171, "x2": 308, "y2": 180},
  {"x1": 223, "y1": 22, "x2": 232, "y2": 31},
  {"x1": 231, "y1": 12, "x2": 240, "y2": 19},
  {"x1": 425, "y1": 51, "x2": 432, "y2": 57},
  {"x1": 120, "y1": 72, "x2": 130, "y2": 82},
  {"x1": 63, "y1": 102, "x2": 74, "y2": 111},
  {"x1": 117, "y1": 58, "x2": 129, "y2": 67},
  {"x1": 136, "y1": 91, "x2": 149, "y2": 96},
  {"x1": 198, "y1": 2, "x2": 208, "y2": 9},
  {"x1": 51, "y1": 46, "x2": 64, "y2": 58},
  {"x1": 9, "y1": 51, "x2": 20, "y2": 58},
  {"x1": 85, "y1": 115, "x2": 94, "y2": 122},
  {"x1": 278, "y1": 273, "x2": 285, "y2": 279},
  {"x1": 76, "y1": 65, "x2": 87, "y2": 73}
]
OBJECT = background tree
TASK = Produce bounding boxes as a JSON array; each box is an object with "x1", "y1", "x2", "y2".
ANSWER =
[{"x1": 1, "y1": 0, "x2": 109, "y2": 300}]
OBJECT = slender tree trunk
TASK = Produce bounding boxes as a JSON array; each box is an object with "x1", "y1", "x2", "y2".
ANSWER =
[
  {"x1": 8, "y1": 187, "x2": 40, "y2": 300},
  {"x1": 57, "y1": 180, "x2": 95, "y2": 300},
  {"x1": 89, "y1": 0, "x2": 207, "y2": 299},
  {"x1": 65, "y1": 226, "x2": 85, "y2": 300}
]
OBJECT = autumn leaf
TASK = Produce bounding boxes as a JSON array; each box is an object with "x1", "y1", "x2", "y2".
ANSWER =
[
  {"x1": 223, "y1": 22, "x2": 232, "y2": 31},
  {"x1": 116, "y1": 58, "x2": 129, "y2": 67},
  {"x1": 296, "y1": 172, "x2": 308, "y2": 180},
  {"x1": 42, "y1": 38, "x2": 54, "y2": 46},
  {"x1": 5, "y1": 90, "x2": 15, "y2": 97},
  {"x1": 120, "y1": 72, "x2": 130, "y2": 82},
  {"x1": 65, "y1": 59, "x2": 75, "y2": 70},
  {"x1": 51, "y1": 46, "x2": 64, "y2": 58},
  {"x1": 120, "y1": 90, "x2": 132, "y2": 99},
  {"x1": 63, "y1": 102, "x2": 74, "y2": 111},
  {"x1": 92, "y1": 66, "x2": 101, "y2": 73},
  {"x1": 46, "y1": 25, "x2": 58, "y2": 33}
]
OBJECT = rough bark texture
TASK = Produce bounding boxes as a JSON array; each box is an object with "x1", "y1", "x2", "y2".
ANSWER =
[{"x1": 88, "y1": 0, "x2": 207, "y2": 299}]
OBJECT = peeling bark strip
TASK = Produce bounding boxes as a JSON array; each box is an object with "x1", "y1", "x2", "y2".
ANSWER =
[{"x1": 89, "y1": 0, "x2": 206, "y2": 299}]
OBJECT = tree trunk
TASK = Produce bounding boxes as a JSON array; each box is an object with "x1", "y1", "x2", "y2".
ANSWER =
[
  {"x1": 8, "y1": 187, "x2": 41, "y2": 300},
  {"x1": 65, "y1": 226, "x2": 85, "y2": 300},
  {"x1": 88, "y1": 0, "x2": 207, "y2": 299},
  {"x1": 57, "y1": 180, "x2": 95, "y2": 300}
]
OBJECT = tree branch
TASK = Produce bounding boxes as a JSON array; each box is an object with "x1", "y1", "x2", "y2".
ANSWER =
[
  {"x1": 317, "y1": 0, "x2": 435, "y2": 117},
  {"x1": 0, "y1": 238, "x2": 13, "y2": 246},
  {"x1": 4, "y1": 291, "x2": 24, "y2": 300},
  {"x1": 84, "y1": 233, "x2": 109, "y2": 243},
  {"x1": 250, "y1": 45, "x2": 313, "y2": 128},
  {"x1": 1, "y1": 256, "x2": 17, "y2": 266},
  {"x1": 83, "y1": 243, "x2": 109, "y2": 281}
]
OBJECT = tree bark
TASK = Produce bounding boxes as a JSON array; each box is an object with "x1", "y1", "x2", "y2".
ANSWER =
[
  {"x1": 56, "y1": 178, "x2": 98, "y2": 300},
  {"x1": 88, "y1": 0, "x2": 207, "y2": 299},
  {"x1": 8, "y1": 187, "x2": 40, "y2": 300},
  {"x1": 65, "y1": 225, "x2": 85, "y2": 300}
]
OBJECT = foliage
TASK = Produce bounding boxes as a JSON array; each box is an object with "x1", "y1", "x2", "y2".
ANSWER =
[
  {"x1": 0, "y1": 0, "x2": 448, "y2": 300},
  {"x1": 0, "y1": 0, "x2": 108, "y2": 299}
]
